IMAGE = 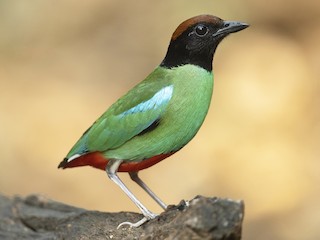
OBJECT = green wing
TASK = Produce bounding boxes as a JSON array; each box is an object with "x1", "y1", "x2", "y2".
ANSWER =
[{"x1": 66, "y1": 67, "x2": 173, "y2": 158}]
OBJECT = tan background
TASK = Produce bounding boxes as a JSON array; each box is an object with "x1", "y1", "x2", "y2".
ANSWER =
[{"x1": 1, "y1": 1, "x2": 319, "y2": 239}]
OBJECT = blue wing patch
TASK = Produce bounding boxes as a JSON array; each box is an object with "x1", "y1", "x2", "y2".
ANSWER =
[{"x1": 118, "y1": 85, "x2": 173, "y2": 117}]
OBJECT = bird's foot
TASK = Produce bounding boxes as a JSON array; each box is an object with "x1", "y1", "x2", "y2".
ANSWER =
[
  {"x1": 117, "y1": 217, "x2": 148, "y2": 229},
  {"x1": 117, "y1": 212, "x2": 158, "y2": 229}
]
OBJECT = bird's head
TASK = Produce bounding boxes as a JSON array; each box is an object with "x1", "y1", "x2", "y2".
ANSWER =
[{"x1": 161, "y1": 15, "x2": 249, "y2": 72}]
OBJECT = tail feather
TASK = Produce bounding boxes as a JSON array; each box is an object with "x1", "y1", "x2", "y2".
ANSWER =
[
  {"x1": 58, "y1": 158, "x2": 69, "y2": 169},
  {"x1": 58, "y1": 153, "x2": 82, "y2": 169},
  {"x1": 58, "y1": 152, "x2": 107, "y2": 170}
]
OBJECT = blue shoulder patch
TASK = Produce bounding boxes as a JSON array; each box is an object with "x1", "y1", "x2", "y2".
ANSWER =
[{"x1": 118, "y1": 85, "x2": 173, "y2": 117}]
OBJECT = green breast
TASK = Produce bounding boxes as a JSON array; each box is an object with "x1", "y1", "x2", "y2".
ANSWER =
[{"x1": 104, "y1": 64, "x2": 213, "y2": 161}]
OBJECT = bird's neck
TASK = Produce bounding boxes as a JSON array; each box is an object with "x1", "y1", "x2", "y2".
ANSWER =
[{"x1": 160, "y1": 41, "x2": 217, "y2": 72}]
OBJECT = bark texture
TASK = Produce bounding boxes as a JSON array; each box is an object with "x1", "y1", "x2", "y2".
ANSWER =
[{"x1": 0, "y1": 194, "x2": 244, "y2": 240}]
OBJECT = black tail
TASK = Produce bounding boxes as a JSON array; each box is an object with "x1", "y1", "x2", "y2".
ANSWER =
[{"x1": 58, "y1": 158, "x2": 68, "y2": 169}]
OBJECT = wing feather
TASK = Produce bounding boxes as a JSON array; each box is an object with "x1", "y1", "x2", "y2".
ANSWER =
[
  {"x1": 65, "y1": 67, "x2": 174, "y2": 159},
  {"x1": 86, "y1": 85, "x2": 173, "y2": 151}
]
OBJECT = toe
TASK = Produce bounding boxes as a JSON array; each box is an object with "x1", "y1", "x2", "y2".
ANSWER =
[{"x1": 117, "y1": 217, "x2": 148, "y2": 229}]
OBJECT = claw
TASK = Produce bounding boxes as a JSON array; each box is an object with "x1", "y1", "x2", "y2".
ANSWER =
[
  {"x1": 117, "y1": 213, "x2": 158, "y2": 229},
  {"x1": 117, "y1": 217, "x2": 148, "y2": 229}
]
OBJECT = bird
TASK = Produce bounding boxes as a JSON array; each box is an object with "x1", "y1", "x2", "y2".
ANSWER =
[{"x1": 58, "y1": 14, "x2": 249, "y2": 228}]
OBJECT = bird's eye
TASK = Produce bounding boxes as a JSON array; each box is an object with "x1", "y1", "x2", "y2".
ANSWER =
[{"x1": 195, "y1": 25, "x2": 208, "y2": 36}]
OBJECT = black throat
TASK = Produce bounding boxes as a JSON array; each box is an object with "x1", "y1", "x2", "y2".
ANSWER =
[{"x1": 160, "y1": 39, "x2": 217, "y2": 72}]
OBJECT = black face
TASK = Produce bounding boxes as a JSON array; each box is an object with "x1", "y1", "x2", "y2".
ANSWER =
[
  {"x1": 161, "y1": 18, "x2": 248, "y2": 72},
  {"x1": 186, "y1": 22, "x2": 224, "y2": 51}
]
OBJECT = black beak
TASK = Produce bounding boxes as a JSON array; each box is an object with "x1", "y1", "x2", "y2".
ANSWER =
[{"x1": 213, "y1": 21, "x2": 249, "y2": 37}]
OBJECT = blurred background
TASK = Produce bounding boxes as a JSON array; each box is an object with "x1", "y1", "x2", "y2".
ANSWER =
[{"x1": 1, "y1": 0, "x2": 319, "y2": 239}]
